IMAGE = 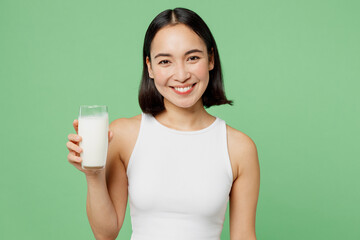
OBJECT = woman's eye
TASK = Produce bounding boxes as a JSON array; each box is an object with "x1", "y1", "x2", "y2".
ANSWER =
[
  {"x1": 188, "y1": 56, "x2": 200, "y2": 61},
  {"x1": 159, "y1": 60, "x2": 170, "y2": 65}
]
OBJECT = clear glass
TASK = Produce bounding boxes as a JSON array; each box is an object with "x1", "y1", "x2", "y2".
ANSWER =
[{"x1": 78, "y1": 105, "x2": 109, "y2": 170}]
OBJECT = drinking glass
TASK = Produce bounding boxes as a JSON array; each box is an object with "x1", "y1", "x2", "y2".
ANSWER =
[{"x1": 78, "y1": 105, "x2": 108, "y2": 170}]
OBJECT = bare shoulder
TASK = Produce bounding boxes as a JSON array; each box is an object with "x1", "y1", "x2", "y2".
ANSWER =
[
  {"x1": 109, "y1": 114, "x2": 142, "y2": 166},
  {"x1": 226, "y1": 125, "x2": 257, "y2": 155},
  {"x1": 110, "y1": 114, "x2": 142, "y2": 135},
  {"x1": 226, "y1": 125, "x2": 259, "y2": 179}
]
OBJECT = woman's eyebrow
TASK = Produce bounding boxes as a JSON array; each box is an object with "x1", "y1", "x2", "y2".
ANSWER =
[
  {"x1": 185, "y1": 49, "x2": 203, "y2": 55},
  {"x1": 154, "y1": 53, "x2": 172, "y2": 59},
  {"x1": 154, "y1": 49, "x2": 203, "y2": 59}
]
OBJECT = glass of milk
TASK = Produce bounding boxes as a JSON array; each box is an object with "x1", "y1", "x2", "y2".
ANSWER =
[{"x1": 78, "y1": 105, "x2": 109, "y2": 170}]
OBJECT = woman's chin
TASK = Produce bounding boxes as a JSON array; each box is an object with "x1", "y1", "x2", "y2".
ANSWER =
[{"x1": 166, "y1": 98, "x2": 203, "y2": 110}]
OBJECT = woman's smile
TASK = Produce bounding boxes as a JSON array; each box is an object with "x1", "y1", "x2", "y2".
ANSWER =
[{"x1": 171, "y1": 83, "x2": 197, "y2": 95}]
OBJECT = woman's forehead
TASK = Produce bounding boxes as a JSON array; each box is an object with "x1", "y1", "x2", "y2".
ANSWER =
[{"x1": 150, "y1": 24, "x2": 207, "y2": 56}]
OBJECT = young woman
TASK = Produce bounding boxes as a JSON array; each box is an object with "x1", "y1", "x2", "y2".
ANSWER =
[{"x1": 67, "y1": 8, "x2": 260, "y2": 240}]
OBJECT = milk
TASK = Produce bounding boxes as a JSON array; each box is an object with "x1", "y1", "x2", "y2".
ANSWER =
[{"x1": 78, "y1": 113, "x2": 108, "y2": 169}]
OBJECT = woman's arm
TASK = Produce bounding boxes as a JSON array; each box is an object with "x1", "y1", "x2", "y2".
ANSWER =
[
  {"x1": 227, "y1": 126, "x2": 260, "y2": 240},
  {"x1": 67, "y1": 119, "x2": 132, "y2": 240},
  {"x1": 85, "y1": 119, "x2": 129, "y2": 240},
  {"x1": 86, "y1": 117, "x2": 141, "y2": 240}
]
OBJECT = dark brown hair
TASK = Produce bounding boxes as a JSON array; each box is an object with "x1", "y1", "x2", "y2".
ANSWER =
[{"x1": 139, "y1": 8, "x2": 232, "y2": 115}]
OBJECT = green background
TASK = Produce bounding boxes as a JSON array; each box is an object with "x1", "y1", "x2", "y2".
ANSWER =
[{"x1": 1, "y1": 0, "x2": 359, "y2": 239}]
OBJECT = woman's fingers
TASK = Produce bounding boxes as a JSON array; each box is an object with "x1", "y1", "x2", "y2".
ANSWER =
[
  {"x1": 66, "y1": 141, "x2": 82, "y2": 154},
  {"x1": 68, "y1": 120, "x2": 87, "y2": 172},
  {"x1": 73, "y1": 119, "x2": 79, "y2": 134},
  {"x1": 68, "y1": 133, "x2": 81, "y2": 143},
  {"x1": 68, "y1": 152, "x2": 82, "y2": 163}
]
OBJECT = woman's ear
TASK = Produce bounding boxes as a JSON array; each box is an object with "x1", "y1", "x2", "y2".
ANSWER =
[
  {"x1": 146, "y1": 56, "x2": 154, "y2": 78},
  {"x1": 208, "y1": 48, "x2": 214, "y2": 71}
]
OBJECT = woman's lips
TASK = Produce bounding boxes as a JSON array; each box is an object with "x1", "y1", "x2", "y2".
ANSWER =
[{"x1": 171, "y1": 83, "x2": 196, "y2": 95}]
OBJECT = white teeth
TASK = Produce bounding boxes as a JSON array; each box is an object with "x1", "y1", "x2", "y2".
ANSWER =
[{"x1": 174, "y1": 85, "x2": 192, "y2": 92}]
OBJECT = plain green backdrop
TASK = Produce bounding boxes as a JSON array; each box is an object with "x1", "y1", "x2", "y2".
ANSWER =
[{"x1": 1, "y1": 0, "x2": 359, "y2": 239}]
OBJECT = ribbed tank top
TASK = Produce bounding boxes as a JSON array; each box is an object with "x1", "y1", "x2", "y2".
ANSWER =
[{"x1": 127, "y1": 113, "x2": 233, "y2": 240}]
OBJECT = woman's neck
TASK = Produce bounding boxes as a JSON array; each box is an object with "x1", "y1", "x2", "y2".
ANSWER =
[{"x1": 155, "y1": 99, "x2": 215, "y2": 131}]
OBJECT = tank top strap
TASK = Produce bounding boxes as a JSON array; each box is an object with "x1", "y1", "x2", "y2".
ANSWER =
[{"x1": 218, "y1": 118, "x2": 233, "y2": 182}]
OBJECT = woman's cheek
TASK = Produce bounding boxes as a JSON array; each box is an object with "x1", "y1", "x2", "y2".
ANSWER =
[
  {"x1": 153, "y1": 68, "x2": 171, "y2": 83},
  {"x1": 192, "y1": 62, "x2": 210, "y2": 79}
]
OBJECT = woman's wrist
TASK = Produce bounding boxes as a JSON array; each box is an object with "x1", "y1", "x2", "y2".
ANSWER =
[{"x1": 85, "y1": 169, "x2": 106, "y2": 183}]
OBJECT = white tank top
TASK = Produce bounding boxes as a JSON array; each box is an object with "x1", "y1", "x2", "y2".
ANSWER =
[{"x1": 127, "y1": 113, "x2": 233, "y2": 240}]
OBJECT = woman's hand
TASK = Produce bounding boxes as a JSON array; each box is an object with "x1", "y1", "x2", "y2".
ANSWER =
[{"x1": 66, "y1": 119, "x2": 113, "y2": 175}]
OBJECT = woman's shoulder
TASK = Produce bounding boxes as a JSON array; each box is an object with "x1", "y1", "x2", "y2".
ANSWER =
[
  {"x1": 226, "y1": 125, "x2": 256, "y2": 149},
  {"x1": 110, "y1": 114, "x2": 142, "y2": 131},
  {"x1": 109, "y1": 114, "x2": 142, "y2": 163},
  {"x1": 109, "y1": 114, "x2": 142, "y2": 143},
  {"x1": 226, "y1": 124, "x2": 258, "y2": 179}
]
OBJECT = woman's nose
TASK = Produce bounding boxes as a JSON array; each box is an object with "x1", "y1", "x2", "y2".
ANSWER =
[{"x1": 174, "y1": 63, "x2": 190, "y2": 82}]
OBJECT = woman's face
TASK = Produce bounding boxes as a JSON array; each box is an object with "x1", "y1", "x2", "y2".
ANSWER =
[{"x1": 146, "y1": 24, "x2": 214, "y2": 110}]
